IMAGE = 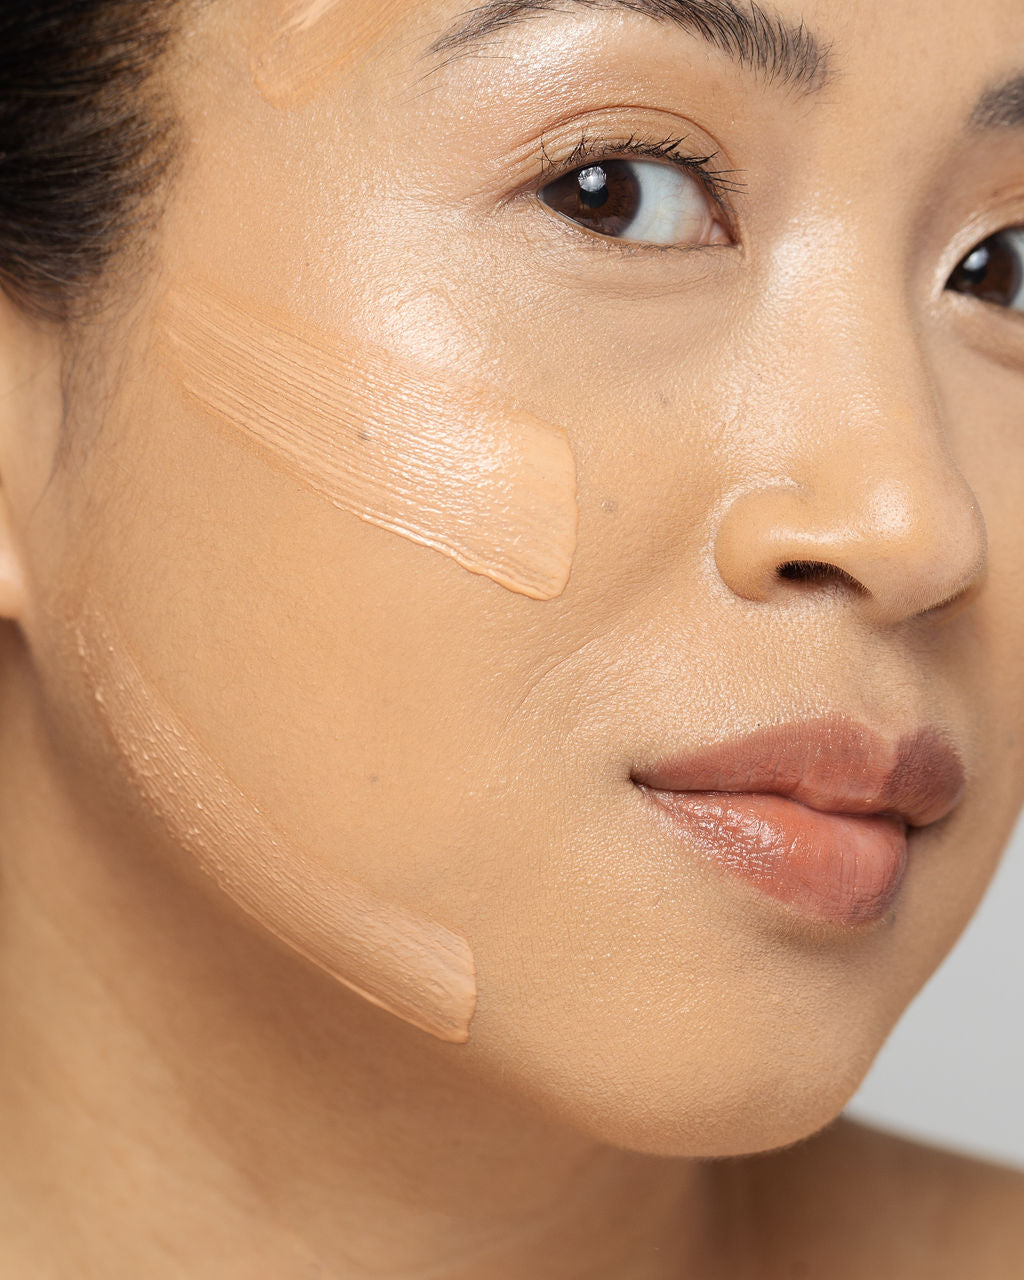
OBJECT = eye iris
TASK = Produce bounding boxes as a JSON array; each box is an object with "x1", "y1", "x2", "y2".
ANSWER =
[
  {"x1": 947, "y1": 234, "x2": 1023, "y2": 307},
  {"x1": 539, "y1": 159, "x2": 642, "y2": 237}
]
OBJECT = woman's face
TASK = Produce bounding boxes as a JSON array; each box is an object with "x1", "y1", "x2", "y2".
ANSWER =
[{"x1": 10, "y1": 0, "x2": 1024, "y2": 1155}]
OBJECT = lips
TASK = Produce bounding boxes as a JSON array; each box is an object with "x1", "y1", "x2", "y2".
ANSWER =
[{"x1": 633, "y1": 719, "x2": 966, "y2": 924}]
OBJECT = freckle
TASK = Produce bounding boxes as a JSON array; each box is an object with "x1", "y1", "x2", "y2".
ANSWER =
[
  {"x1": 367, "y1": 773, "x2": 379, "y2": 784},
  {"x1": 655, "y1": 390, "x2": 670, "y2": 407}
]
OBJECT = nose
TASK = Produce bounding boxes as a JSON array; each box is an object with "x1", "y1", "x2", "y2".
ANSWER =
[
  {"x1": 713, "y1": 331, "x2": 987, "y2": 627},
  {"x1": 714, "y1": 463, "x2": 987, "y2": 623}
]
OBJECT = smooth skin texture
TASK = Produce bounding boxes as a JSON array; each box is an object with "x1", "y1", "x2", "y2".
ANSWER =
[{"x1": 1, "y1": 0, "x2": 1024, "y2": 1274}]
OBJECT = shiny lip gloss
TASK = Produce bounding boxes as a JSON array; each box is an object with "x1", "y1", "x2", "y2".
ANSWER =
[{"x1": 632, "y1": 718, "x2": 966, "y2": 925}]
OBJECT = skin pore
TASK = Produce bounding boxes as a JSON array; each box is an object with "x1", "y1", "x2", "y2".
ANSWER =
[{"x1": 1, "y1": 0, "x2": 1024, "y2": 1275}]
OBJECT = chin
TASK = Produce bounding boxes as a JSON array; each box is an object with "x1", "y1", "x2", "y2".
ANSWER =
[
  {"x1": 566, "y1": 1057, "x2": 874, "y2": 1160},
  {"x1": 474, "y1": 992, "x2": 890, "y2": 1160}
]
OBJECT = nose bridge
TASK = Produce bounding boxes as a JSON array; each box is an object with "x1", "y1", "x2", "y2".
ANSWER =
[{"x1": 713, "y1": 246, "x2": 988, "y2": 622}]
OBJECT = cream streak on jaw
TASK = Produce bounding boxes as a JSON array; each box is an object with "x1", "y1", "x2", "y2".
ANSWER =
[
  {"x1": 250, "y1": 0, "x2": 415, "y2": 107},
  {"x1": 73, "y1": 603, "x2": 477, "y2": 1043},
  {"x1": 157, "y1": 282, "x2": 578, "y2": 602}
]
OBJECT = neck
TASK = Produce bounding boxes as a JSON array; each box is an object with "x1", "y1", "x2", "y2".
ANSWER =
[{"x1": 0, "y1": 634, "x2": 732, "y2": 1279}]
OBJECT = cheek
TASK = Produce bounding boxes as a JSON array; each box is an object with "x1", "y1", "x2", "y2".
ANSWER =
[
  {"x1": 158, "y1": 280, "x2": 578, "y2": 602},
  {"x1": 69, "y1": 601, "x2": 476, "y2": 1042},
  {"x1": 21, "y1": 274, "x2": 580, "y2": 1050}
]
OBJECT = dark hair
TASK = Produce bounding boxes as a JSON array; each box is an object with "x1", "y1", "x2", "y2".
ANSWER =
[{"x1": 0, "y1": 2, "x2": 180, "y2": 324}]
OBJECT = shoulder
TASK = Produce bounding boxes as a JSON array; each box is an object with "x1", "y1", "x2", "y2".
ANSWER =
[{"x1": 733, "y1": 1115, "x2": 1024, "y2": 1279}]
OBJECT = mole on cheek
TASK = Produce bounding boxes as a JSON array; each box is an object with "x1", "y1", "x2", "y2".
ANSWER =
[
  {"x1": 156, "y1": 281, "x2": 578, "y2": 601},
  {"x1": 249, "y1": 0, "x2": 413, "y2": 109},
  {"x1": 73, "y1": 603, "x2": 478, "y2": 1043}
]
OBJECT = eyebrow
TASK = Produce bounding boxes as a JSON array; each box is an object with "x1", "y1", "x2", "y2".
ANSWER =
[
  {"x1": 425, "y1": 0, "x2": 832, "y2": 95},
  {"x1": 970, "y1": 73, "x2": 1024, "y2": 130}
]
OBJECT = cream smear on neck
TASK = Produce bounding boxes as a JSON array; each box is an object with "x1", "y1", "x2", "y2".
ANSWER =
[
  {"x1": 74, "y1": 602, "x2": 477, "y2": 1043},
  {"x1": 250, "y1": 0, "x2": 413, "y2": 108},
  {"x1": 157, "y1": 282, "x2": 577, "y2": 601}
]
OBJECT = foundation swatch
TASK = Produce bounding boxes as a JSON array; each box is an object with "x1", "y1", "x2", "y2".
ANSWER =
[
  {"x1": 74, "y1": 601, "x2": 477, "y2": 1043},
  {"x1": 157, "y1": 282, "x2": 577, "y2": 601},
  {"x1": 250, "y1": 0, "x2": 412, "y2": 108}
]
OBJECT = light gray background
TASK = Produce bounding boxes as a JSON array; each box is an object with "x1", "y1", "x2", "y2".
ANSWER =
[{"x1": 845, "y1": 811, "x2": 1024, "y2": 1169}]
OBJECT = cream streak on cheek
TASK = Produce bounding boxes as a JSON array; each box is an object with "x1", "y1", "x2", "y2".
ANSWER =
[
  {"x1": 73, "y1": 603, "x2": 477, "y2": 1043},
  {"x1": 250, "y1": 0, "x2": 416, "y2": 108},
  {"x1": 157, "y1": 282, "x2": 577, "y2": 601}
]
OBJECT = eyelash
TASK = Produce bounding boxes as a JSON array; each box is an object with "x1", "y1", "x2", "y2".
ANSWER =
[{"x1": 536, "y1": 130, "x2": 746, "y2": 221}]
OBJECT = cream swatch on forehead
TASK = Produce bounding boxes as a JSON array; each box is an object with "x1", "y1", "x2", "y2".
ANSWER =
[
  {"x1": 74, "y1": 602, "x2": 477, "y2": 1043},
  {"x1": 250, "y1": 0, "x2": 412, "y2": 108},
  {"x1": 157, "y1": 281, "x2": 577, "y2": 601}
]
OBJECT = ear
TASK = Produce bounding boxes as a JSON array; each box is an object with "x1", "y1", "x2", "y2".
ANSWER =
[
  {"x1": 0, "y1": 289, "x2": 65, "y2": 623},
  {"x1": 0, "y1": 489, "x2": 25, "y2": 621}
]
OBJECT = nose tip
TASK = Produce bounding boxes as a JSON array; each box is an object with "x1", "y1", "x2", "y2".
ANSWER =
[{"x1": 713, "y1": 473, "x2": 987, "y2": 624}]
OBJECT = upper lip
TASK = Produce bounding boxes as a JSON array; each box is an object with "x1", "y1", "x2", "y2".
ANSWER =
[{"x1": 632, "y1": 717, "x2": 966, "y2": 828}]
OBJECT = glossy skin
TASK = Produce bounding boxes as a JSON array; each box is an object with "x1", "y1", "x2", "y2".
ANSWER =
[{"x1": 1, "y1": 0, "x2": 1024, "y2": 1274}]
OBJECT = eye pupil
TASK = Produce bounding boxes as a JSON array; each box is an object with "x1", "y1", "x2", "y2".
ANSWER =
[
  {"x1": 947, "y1": 233, "x2": 1023, "y2": 308},
  {"x1": 960, "y1": 245, "x2": 991, "y2": 284},
  {"x1": 577, "y1": 165, "x2": 609, "y2": 208}
]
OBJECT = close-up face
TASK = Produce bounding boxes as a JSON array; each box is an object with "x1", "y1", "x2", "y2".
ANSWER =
[{"x1": 7, "y1": 0, "x2": 1024, "y2": 1159}]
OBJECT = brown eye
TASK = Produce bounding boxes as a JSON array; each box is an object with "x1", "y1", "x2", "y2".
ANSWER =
[
  {"x1": 540, "y1": 161, "x2": 642, "y2": 237},
  {"x1": 538, "y1": 158, "x2": 729, "y2": 247},
  {"x1": 946, "y1": 230, "x2": 1024, "y2": 310}
]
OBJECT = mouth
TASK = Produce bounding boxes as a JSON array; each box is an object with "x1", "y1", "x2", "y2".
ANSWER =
[{"x1": 631, "y1": 717, "x2": 966, "y2": 925}]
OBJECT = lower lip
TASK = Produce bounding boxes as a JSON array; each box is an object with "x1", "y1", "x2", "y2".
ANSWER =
[{"x1": 644, "y1": 790, "x2": 909, "y2": 924}]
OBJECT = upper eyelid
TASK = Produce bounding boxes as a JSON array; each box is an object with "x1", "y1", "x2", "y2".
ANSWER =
[
  {"x1": 476, "y1": 104, "x2": 743, "y2": 198},
  {"x1": 537, "y1": 131, "x2": 746, "y2": 184}
]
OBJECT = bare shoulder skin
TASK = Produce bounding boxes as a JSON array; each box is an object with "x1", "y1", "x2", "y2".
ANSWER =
[{"x1": 722, "y1": 1117, "x2": 1024, "y2": 1279}]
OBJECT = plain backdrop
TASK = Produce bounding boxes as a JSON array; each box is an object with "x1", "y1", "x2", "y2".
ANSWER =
[{"x1": 845, "y1": 810, "x2": 1024, "y2": 1169}]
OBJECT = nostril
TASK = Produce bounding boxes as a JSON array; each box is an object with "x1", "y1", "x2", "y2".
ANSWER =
[{"x1": 776, "y1": 560, "x2": 869, "y2": 594}]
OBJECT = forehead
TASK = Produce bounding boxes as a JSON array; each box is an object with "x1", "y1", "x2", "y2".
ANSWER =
[
  {"x1": 247, "y1": 0, "x2": 1023, "y2": 89},
  {"x1": 794, "y1": 0, "x2": 1024, "y2": 119},
  {"x1": 241, "y1": 0, "x2": 1021, "y2": 160}
]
